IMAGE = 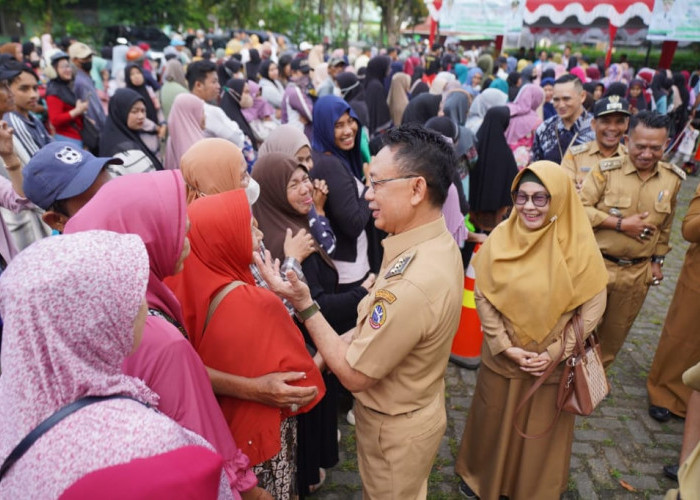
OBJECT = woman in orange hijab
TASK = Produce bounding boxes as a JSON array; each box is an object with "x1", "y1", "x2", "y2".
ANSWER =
[{"x1": 167, "y1": 189, "x2": 324, "y2": 499}]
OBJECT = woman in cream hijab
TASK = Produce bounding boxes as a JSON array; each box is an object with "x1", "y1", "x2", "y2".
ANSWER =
[{"x1": 455, "y1": 161, "x2": 608, "y2": 499}]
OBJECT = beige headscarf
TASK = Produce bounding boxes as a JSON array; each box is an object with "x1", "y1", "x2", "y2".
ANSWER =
[
  {"x1": 387, "y1": 72, "x2": 410, "y2": 126},
  {"x1": 180, "y1": 138, "x2": 245, "y2": 204},
  {"x1": 258, "y1": 124, "x2": 310, "y2": 158},
  {"x1": 473, "y1": 161, "x2": 607, "y2": 345}
]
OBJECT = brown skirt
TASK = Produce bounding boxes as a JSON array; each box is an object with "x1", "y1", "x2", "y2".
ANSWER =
[
  {"x1": 455, "y1": 364, "x2": 575, "y2": 500},
  {"x1": 647, "y1": 274, "x2": 700, "y2": 417}
]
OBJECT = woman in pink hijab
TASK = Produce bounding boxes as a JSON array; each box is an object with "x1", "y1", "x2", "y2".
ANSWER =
[
  {"x1": 63, "y1": 171, "x2": 262, "y2": 500},
  {"x1": 505, "y1": 84, "x2": 545, "y2": 169},
  {"x1": 165, "y1": 93, "x2": 206, "y2": 170},
  {"x1": 0, "y1": 231, "x2": 232, "y2": 499}
]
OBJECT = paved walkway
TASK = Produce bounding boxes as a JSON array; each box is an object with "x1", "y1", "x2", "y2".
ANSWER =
[{"x1": 316, "y1": 174, "x2": 699, "y2": 499}]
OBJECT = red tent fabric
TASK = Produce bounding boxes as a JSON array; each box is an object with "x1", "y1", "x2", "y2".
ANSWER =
[{"x1": 524, "y1": 0, "x2": 654, "y2": 28}]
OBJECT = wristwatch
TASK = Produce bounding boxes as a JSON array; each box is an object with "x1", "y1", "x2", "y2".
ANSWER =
[
  {"x1": 651, "y1": 255, "x2": 665, "y2": 266},
  {"x1": 294, "y1": 300, "x2": 320, "y2": 323}
]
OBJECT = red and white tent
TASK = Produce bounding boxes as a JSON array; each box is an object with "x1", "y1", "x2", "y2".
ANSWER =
[
  {"x1": 523, "y1": 0, "x2": 655, "y2": 64},
  {"x1": 523, "y1": 0, "x2": 653, "y2": 28}
]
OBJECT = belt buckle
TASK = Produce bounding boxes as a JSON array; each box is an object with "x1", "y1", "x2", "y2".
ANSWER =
[{"x1": 617, "y1": 258, "x2": 634, "y2": 267}]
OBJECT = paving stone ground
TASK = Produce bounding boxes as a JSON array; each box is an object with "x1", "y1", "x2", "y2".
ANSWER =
[{"x1": 315, "y1": 174, "x2": 700, "y2": 499}]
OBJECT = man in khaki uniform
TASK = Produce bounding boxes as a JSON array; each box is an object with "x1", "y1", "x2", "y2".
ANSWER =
[
  {"x1": 560, "y1": 96, "x2": 630, "y2": 190},
  {"x1": 580, "y1": 111, "x2": 684, "y2": 368},
  {"x1": 256, "y1": 125, "x2": 463, "y2": 499}
]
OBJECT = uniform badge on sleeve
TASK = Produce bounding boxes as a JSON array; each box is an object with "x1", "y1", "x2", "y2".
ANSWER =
[{"x1": 368, "y1": 302, "x2": 387, "y2": 329}]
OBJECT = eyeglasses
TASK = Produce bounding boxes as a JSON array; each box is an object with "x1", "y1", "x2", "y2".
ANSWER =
[
  {"x1": 368, "y1": 175, "x2": 420, "y2": 190},
  {"x1": 511, "y1": 191, "x2": 550, "y2": 207}
]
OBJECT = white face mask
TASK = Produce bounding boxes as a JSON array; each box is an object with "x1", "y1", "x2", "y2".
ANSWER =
[{"x1": 245, "y1": 177, "x2": 260, "y2": 205}]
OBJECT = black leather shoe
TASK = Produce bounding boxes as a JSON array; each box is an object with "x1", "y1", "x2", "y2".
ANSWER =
[
  {"x1": 663, "y1": 464, "x2": 679, "y2": 481},
  {"x1": 649, "y1": 405, "x2": 672, "y2": 422},
  {"x1": 459, "y1": 479, "x2": 478, "y2": 499}
]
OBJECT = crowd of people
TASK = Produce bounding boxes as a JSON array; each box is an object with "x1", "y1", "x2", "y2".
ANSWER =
[{"x1": 0, "y1": 30, "x2": 699, "y2": 499}]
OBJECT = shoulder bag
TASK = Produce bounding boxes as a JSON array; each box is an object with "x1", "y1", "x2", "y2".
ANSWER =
[{"x1": 513, "y1": 311, "x2": 610, "y2": 439}]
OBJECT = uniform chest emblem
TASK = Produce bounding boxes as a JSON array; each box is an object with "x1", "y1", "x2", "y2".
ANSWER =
[{"x1": 369, "y1": 302, "x2": 387, "y2": 329}]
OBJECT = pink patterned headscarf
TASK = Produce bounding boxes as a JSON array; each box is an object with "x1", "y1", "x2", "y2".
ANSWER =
[
  {"x1": 166, "y1": 93, "x2": 205, "y2": 170},
  {"x1": 505, "y1": 84, "x2": 545, "y2": 144},
  {"x1": 0, "y1": 232, "x2": 231, "y2": 499}
]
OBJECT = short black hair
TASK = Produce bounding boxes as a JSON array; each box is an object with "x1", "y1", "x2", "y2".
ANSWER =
[
  {"x1": 554, "y1": 73, "x2": 583, "y2": 92},
  {"x1": 629, "y1": 111, "x2": 671, "y2": 135},
  {"x1": 185, "y1": 60, "x2": 217, "y2": 91},
  {"x1": 381, "y1": 124, "x2": 454, "y2": 207}
]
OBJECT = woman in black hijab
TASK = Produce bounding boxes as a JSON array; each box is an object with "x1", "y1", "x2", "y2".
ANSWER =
[
  {"x1": 363, "y1": 55, "x2": 392, "y2": 136},
  {"x1": 401, "y1": 93, "x2": 441, "y2": 125},
  {"x1": 220, "y1": 78, "x2": 259, "y2": 150},
  {"x1": 217, "y1": 58, "x2": 242, "y2": 87},
  {"x1": 336, "y1": 71, "x2": 369, "y2": 129},
  {"x1": 99, "y1": 88, "x2": 163, "y2": 174},
  {"x1": 469, "y1": 106, "x2": 518, "y2": 233},
  {"x1": 245, "y1": 48, "x2": 262, "y2": 81},
  {"x1": 507, "y1": 71, "x2": 521, "y2": 102},
  {"x1": 604, "y1": 82, "x2": 628, "y2": 98},
  {"x1": 124, "y1": 63, "x2": 162, "y2": 126}
]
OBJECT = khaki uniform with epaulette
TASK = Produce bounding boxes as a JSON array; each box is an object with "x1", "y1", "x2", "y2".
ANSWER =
[
  {"x1": 560, "y1": 140, "x2": 627, "y2": 190},
  {"x1": 580, "y1": 155, "x2": 685, "y2": 367}
]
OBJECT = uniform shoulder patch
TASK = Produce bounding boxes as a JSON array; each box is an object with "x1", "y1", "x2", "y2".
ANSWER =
[
  {"x1": 569, "y1": 142, "x2": 590, "y2": 155},
  {"x1": 368, "y1": 302, "x2": 387, "y2": 329},
  {"x1": 599, "y1": 158, "x2": 623, "y2": 172},
  {"x1": 384, "y1": 251, "x2": 415, "y2": 279},
  {"x1": 661, "y1": 161, "x2": 687, "y2": 181},
  {"x1": 374, "y1": 289, "x2": 397, "y2": 304}
]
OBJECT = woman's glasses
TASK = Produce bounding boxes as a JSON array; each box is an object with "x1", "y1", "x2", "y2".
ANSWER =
[{"x1": 511, "y1": 191, "x2": 550, "y2": 207}]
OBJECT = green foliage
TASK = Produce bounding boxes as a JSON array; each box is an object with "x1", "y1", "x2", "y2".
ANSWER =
[
  {"x1": 101, "y1": 0, "x2": 189, "y2": 26},
  {"x1": 261, "y1": 0, "x2": 324, "y2": 43}
]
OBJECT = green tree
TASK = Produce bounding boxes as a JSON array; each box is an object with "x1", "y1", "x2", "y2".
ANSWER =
[{"x1": 374, "y1": 0, "x2": 426, "y2": 45}]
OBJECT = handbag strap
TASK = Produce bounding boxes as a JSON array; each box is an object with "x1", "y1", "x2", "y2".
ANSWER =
[
  {"x1": 512, "y1": 311, "x2": 579, "y2": 439},
  {"x1": 0, "y1": 394, "x2": 143, "y2": 482},
  {"x1": 203, "y1": 280, "x2": 245, "y2": 333}
]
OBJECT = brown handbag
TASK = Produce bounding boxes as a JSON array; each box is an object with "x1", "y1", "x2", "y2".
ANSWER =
[
  {"x1": 513, "y1": 311, "x2": 609, "y2": 439},
  {"x1": 557, "y1": 313, "x2": 610, "y2": 416}
]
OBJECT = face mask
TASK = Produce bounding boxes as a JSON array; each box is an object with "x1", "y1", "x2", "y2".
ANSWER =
[
  {"x1": 81, "y1": 61, "x2": 93, "y2": 72},
  {"x1": 239, "y1": 94, "x2": 254, "y2": 109},
  {"x1": 245, "y1": 177, "x2": 260, "y2": 205}
]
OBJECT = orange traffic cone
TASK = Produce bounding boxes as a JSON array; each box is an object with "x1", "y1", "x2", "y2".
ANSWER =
[{"x1": 450, "y1": 243, "x2": 482, "y2": 369}]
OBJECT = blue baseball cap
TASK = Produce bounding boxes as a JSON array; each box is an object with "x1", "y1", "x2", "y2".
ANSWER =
[{"x1": 23, "y1": 142, "x2": 122, "y2": 210}]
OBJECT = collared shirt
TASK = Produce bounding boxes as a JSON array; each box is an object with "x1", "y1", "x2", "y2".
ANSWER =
[
  {"x1": 3, "y1": 111, "x2": 53, "y2": 158},
  {"x1": 531, "y1": 110, "x2": 595, "y2": 164},
  {"x1": 580, "y1": 155, "x2": 684, "y2": 259},
  {"x1": 346, "y1": 217, "x2": 463, "y2": 415},
  {"x1": 560, "y1": 139, "x2": 626, "y2": 186},
  {"x1": 73, "y1": 70, "x2": 106, "y2": 131}
]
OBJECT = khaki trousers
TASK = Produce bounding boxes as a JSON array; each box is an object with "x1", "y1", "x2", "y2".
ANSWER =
[
  {"x1": 598, "y1": 259, "x2": 651, "y2": 368},
  {"x1": 354, "y1": 388, "x2": 446, "y2": 500}
]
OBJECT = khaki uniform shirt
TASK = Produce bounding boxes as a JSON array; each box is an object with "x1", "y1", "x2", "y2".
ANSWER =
[
  {"x1": 579, "y1": 155, "x2": 684, "y2": 259},
  {"x1": 560, "y1": 140, "x2": 626, "y2": 187},
  {"x1": 345, "y1": 217, "x2": 463, "y2": 415}
]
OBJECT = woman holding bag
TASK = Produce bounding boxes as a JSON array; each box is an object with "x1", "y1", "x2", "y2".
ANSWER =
[{"x1": 455, "y1": 161, "x2": 608, "y2": 499}]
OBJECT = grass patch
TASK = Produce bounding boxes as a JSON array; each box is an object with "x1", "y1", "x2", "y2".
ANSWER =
[
  {"x1": 448, "y1": 437, "x2": 459, "y2": 457},
  {"x1": 618, "y1": 415, "x2": 630, "y2": 422},
  {"x1": 338, "y1": 459, "x2": 358, "y2": 472},
  {"x1": 602, "y1": 438, "x2": 615, "y2": 446},
  {"x1": 611, "y1": 468, "x2": 622, "y2": 479}
]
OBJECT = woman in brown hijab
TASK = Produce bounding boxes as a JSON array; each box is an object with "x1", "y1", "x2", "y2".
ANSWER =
[
  {"x1": 456, "y1": 161, "x2": 608, "y2": 499},
  {"x1": 252, "y1": 152, "x2": 373, "y2": 497}
]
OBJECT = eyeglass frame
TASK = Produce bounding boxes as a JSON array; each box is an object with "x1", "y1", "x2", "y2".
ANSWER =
[
  {"x1": 368, "y1": 175, "x2": 421, "y2": 190},
  {"x1": 511, "y1": 190, "x2": 551, "y2": 207}
]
